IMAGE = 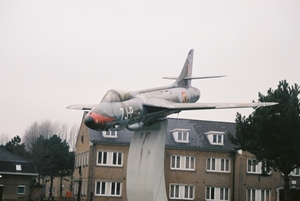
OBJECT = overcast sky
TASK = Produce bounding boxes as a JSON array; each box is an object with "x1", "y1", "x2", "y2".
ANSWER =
[{"x1": 1, "y1": 0, "x2": 299, "y2": 140}]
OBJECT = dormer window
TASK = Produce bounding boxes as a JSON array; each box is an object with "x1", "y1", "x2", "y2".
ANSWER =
[
  {"x1": 205, "y1": 131, "x2": 225, "y2": 145},
  {"x1": 102, "y1": 131, "x2": 118, "y2": 138},
  {"x1": 170, "y1": 129, "x2": 190, "y2": 143}
]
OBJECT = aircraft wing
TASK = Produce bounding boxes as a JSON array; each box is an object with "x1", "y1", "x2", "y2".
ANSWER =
[
  {"x1": 143, "y1": 98, "x2": 277, "y2": 110},
  {"x1": 66, "y1": 104, "x2": 97, "y2": 110}
]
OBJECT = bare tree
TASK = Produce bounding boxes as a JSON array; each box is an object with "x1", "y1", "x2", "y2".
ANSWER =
[
  {"x1": 56, "y1": 122, "x2": 68, "y2": 140},
  {"x1": 49, "y1": 121, "x2": 78, "y2": 151},
  {"x1": 66, "y1": 123, "x2": 79, "y2": 151},
  {"x1": 23, "y1": 120, "x2": 79, "y2": 151},
  {"x1": 23, "y1": 120, "x2": 54, "y2": 151}
]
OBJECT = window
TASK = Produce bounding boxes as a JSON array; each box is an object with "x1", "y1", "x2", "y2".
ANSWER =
[
  {"x1": 48, "y1": 187, "x2": 54, "y2": 195},
  {"x1": 73, "y1": 182, "x2": 78, "y2": 196},
  {"x1": 178, "y1": 131, "x2": 188, "y2": 141},
  {"x1": 81, "y1": 152, "x2": 84, "y2": 167},
  {"x1": 81, "y1": 181, "x2": 87, "y2": 196},
  {"x1": 171, "y1": 155, "x2": 195, "y2": 171},
  {"x1": 95, "y1": 181, "x2": 122, "y2": 197},
  {"x1": 212, "y1": 134, "x2": 223, "y2": 144},
  {"x1": 78, "y1": 153, "x2": 82, "y2": 167},
  {"x1": 247, "y1": 189, "x2": 270, "y2": 201},
  {"x1": 86, "y1": 151, "x2": 89, "y2": 166},
  {"x1": 97, "y1": 151, "x2": 123, "y2": 166},
  {"x1": 76, "y1": 152, "x2": 89, "y2": 168},
  {"x1": 103, "y1": 131, "x2": 118, "y2": 138},
  {"x1": 171, "y1": 129, "x2": 190, "y2": 143},
  {"x1": 247, "y1": 159, "x2": 258, "y2": 173},
  {"x1": 170, "y1": 184, "x2": 194, "y2": 200},
  {"x1": 206, "y1": 187, "x2": 229, "y2": 201},
  {"x1": 83, "y1": 152, "x2": 88, "y2": 166},
  {"x1": 76, "y1": 154, "x2": 79, "y2": 168},
  {"x1": 205, "y1": 131, "x2": 225, "y2": 145},
  {"x1": 74, "y1": 183, "x2": 77, "y2": 195},
  {"x1": 18, "y1": 185, "x2": 25, "y2": 194},
  {"x1": 247, "y1": 159, "x2": 270, "y2": 174},
  {"x1": 82, "y1": 152, "x2": 86, "y2": 166},
  {"x1": 16, "y1": 164, "x2": 22, "y2": 171},
  {"x1": 291, "y1": 168, "x2": 300, "y2": 176},
  {"x1": 207, "y1": 158, "x2": 230, "y2": 172}
]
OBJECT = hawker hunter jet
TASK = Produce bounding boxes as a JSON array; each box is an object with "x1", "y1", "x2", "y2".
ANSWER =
[{"x1": 67, "y1": 49, "x2": 277, "y2": 131}]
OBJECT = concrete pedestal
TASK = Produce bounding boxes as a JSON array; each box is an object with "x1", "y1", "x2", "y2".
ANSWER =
[{"x1": 126, "y1": 120, "x2": 168, "y2": 201}]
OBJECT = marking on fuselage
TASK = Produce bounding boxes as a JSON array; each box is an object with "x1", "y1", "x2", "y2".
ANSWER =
[
  {"x1": 120, "y1": 106, "x2": 134, "y2": 120},
  {"x1": 182, "y1": 91, "x2": 188, "y2": 103}
]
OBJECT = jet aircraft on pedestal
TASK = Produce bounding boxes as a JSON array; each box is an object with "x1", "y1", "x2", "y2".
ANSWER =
[{"x1": 67, "y1": 49, "x2": 277, "y2": 131}]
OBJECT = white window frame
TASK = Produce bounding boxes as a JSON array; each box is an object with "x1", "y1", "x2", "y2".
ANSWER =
[
  {"x1": 206, "y1": 158, "x2": 230, "y2": 173},
  {"x1": 206, "y1": 186, "x2": 230, "y2": 201},
  {"x1": 76, "y1": 154, "x2": 79, "y2": 168},
  {"x1": 81, "y1": 152, "x2": 84, "y2": 167},
  {"x1": 171, "y1": 155, "x2": 195, "y2": 171},
  {"x1": 178, "y1": 131, "x2": 188, "y2": 142},
  {"x1": 78, "y1": 153, "x2": 82, "y2": 167},
  {"x1": 97, "y1": 151, "x2": 123, "y2": 167},
  {"x1": 95, "y1": 181, "x2": 122, "y2": 197},
  {"x1": 77, "y1": 152, "x2": 89, "y2": 167},
  {"x1": 80, "y1": 181, "x2": 87, "y2": 196},
  {"x1": 247, "y1": 159, "x2": 270, "y2": 175},
  {"x1": 213, "y1": 134, "x2": 223, "y2": 144},
  {"x1": 102, "y1": 131, "x2": 118, "y2": 138},
  {"x1": 247, "y1": 159, "x2": 261, "y2": 174},
  {"x1": 83, "y1": 152, "x2": 86, "y2": 166},
  {"x1": 247, "y1": 189, "x2": 271, "y2": 201},
  {"x1": 17, "y1": 185, "x2": 25, "y2": 194},
  {"x1": 169, "y1": 184, "x2": 194, "y2": 200},
  {"x1": 73, "y1": 182, "x2": 78, "y2": 196}
]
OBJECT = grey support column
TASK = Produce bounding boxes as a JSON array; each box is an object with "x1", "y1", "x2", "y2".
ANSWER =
[{"x1": 126, "y1": 119, "x2": 168, "y2": 201}]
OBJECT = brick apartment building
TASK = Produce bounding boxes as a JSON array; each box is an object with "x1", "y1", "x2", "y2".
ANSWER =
[{"x1": 73, "y1": 112, "x2": 300, "y2": 201}]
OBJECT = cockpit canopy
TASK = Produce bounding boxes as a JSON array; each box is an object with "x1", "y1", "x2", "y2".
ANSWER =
[{"x1": 101, "y1": 89, "x2": 133, "y2": 103}]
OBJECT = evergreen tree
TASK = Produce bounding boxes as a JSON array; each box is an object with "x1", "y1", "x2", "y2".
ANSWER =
[
  {"x1": 0, "y1": 135, "x2": 29, "y2": 159},
  {"x1": 229, "y1": 80, "x2": 300, "y2": 201},
  {"x1": 31, "y1": 135, "x2": 74, "y2": 200}
]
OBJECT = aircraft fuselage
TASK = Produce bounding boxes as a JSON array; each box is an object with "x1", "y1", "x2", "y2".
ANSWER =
[{"x1": 84, "y1": 86, "x2": 200, "y2": 131}]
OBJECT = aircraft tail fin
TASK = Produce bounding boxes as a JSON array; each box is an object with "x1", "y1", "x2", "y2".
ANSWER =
[
  {"x1": 175, "y1": 49, "x2": 194, "y2": 87},
  {"x1": 163, "y1": 49, "x2": 226, "y2": 87}
]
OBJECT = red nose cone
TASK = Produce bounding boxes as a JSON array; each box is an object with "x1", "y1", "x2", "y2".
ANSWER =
[{"x1": 84, "y1": 112, "x2": 115, "y2": 130}]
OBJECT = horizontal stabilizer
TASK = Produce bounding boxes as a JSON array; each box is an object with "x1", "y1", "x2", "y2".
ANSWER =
[
  {"x1": 163, "y1": 75, "x2": 226, "y2": 80},
  {"x1": 66, "y1": 104, "x2": 97, "y2": 110}
]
